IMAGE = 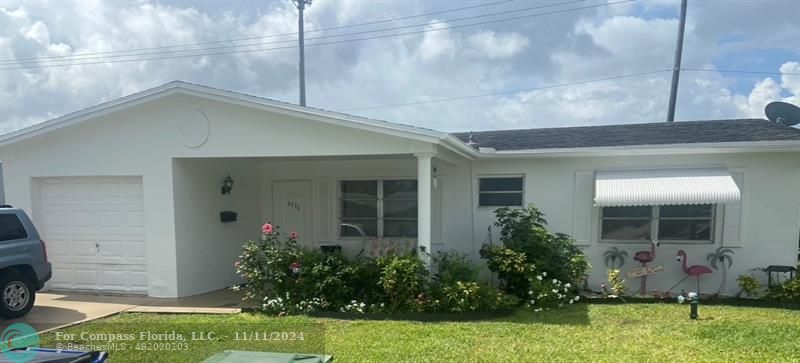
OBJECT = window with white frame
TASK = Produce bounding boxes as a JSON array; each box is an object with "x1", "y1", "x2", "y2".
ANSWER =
[
  {"x1": 339, "y1": 180, "x2": 417, "y2": 238},
  {"x1": 600, "y1": 204, "x2": 715, "y2": 242},
  {"x1": 478, "y1": 176, "x2": 524, "y2": 207}
]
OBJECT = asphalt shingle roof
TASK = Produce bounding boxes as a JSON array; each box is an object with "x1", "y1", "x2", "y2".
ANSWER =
[{"x1": 451, "y1": 119, "x2": 800, "y2": 151}]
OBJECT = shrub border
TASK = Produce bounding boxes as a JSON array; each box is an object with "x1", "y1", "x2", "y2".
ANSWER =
[
  {"x1": 305, "y1": 309, "x2": 516, "y2": 322},
  {"x1": 585, "y1": 296, "x2": 800, "y2": 310}
]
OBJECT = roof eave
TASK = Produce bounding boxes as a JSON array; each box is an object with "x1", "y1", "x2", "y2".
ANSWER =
[
  {"x1": 0, "y1": 81, "x2": 449, "y2": 148},
  {"x1": 476, "y1": 140, "x2": 800, "y2": 158}
]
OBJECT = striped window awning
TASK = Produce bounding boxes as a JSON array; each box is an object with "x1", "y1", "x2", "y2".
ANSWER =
[{"x1": 594, "y1": 168, "x2": 741, "y2": 207}]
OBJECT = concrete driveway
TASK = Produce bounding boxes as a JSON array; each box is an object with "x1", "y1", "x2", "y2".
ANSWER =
[{"x1": 2, "y1": 289, "x2": 244, "y2": 333}]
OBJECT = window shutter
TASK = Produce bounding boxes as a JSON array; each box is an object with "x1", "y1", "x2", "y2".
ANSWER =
[
  {"x1": 572, "y1": 171, "x2": 594, "y2": 245},
  {"x1": 722, "y1": 170, "x2": 744, "y2": 247},
  {"x1": 315, "y1": 177, "x2": 331, "y2": 242}
]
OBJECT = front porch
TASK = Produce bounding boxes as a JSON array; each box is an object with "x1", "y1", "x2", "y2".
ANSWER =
[{"x1": 171, "y1": 153, "x2": 460, "y2": 296}]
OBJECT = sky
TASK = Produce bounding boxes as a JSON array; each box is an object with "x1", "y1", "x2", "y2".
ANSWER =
[{"x1": 0, "y1": 0, "x2": 798, "y2": 134}]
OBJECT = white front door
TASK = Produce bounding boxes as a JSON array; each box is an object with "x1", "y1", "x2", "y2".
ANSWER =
[
  {"x1": 272, "y1": 180, "x2": 313, "y2": 245},
  {"x1": 35, "y1": 176, "x2": 148, "y2": 294}
]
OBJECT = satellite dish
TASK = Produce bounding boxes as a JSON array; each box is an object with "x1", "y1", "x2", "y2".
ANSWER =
[{"x1": 765, "y1": 101, "x2": 800, "y2": 127}]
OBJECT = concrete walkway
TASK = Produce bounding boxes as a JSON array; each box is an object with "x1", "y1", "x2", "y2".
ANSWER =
[{"x1": 2, "y1": 288, "x2": 247, "y2": 333}]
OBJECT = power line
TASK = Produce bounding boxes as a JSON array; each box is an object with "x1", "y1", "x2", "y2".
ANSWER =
[
  {"x1": 682, "y1": 68, "x2": 800, "y2": 76},
  {"x1": 3, "y1": 0, "x2": 591, "y2": 67},
  {"x1": 0, "y1": 0, "x2": 631, "y2": 71},
  {"x1": 340, "y1": 70, "x2": 672, "y2": 111},
  {"x1": 0, "y1": 0, "x2": 524, "y2": 64}
]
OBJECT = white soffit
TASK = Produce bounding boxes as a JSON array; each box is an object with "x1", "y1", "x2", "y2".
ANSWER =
[{"x1": 594, "y1": 168, "x2": 741, "y2": 207}]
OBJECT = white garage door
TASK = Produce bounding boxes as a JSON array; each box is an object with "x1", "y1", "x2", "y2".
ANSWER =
[{"x1": 36, "y1": 177, "x2": 148, "y2": 294}]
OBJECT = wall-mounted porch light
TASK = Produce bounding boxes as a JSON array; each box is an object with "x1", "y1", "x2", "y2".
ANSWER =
[{"x1": 221, "y1": 175, "x2": 234, "y2": 195}]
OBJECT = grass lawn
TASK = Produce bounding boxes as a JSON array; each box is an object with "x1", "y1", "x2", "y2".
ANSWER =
[{"x1": 38, "y1": 304, "x2": 800, "y2": 362}]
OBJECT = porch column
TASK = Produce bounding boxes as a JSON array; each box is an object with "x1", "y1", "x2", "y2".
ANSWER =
[{"x1": 416, "y1": 153, "x2": 433, "y2": 266}]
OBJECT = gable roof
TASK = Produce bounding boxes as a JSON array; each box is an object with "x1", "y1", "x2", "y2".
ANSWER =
[
  {"x1": 452, "y1": 119, "x2": 800, "y2": 151},
  {"x1": 0, "y1": 81, "x2": 479, "y2": 156},
  {"x1": 2, "y1": 81, "x2": 799, "y2": 159}
]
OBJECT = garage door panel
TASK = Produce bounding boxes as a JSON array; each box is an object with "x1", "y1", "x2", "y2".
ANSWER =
[{"x1": 37, "y1": 176, "x2": 147, "y2": 294}]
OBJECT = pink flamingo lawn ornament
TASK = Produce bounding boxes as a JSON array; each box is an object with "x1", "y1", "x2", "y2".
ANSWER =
[
  {"x1": 672, "y1": 250, "x2": 714, "y2": 295},
  {"x1": 632, "y1": 240, "x2": 660, "y2": 295}
]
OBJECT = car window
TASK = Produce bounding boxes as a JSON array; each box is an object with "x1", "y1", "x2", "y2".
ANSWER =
[{"x1": 0, "y1": 214, "x2": 28, "y2": 241}]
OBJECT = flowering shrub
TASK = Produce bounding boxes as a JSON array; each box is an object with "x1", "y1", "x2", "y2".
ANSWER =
[
  {"x1": 482, "y1": 204, "x2": 589, "y2": 305},
  {"x1": 736, "y1": 274, "x2": 761, "y2": 298},
  {"x1": 261, "y1": 293, "x2": 330, "y2": 315},
  {"x1": 433, "y1": 251, "x2": 479, "y2": 285},
  {"x1": 603, "y1": 269, "x2": 626, "y2": 297},
  {"x1": 492, "y1": 205, "x2": 590, "y2": 285},
  {"x1": 526, "y1": 274, "x2": 579, "y2": 311},
  {"x1": 236, "y1": 222, "x2": 522, "y2": 315},
  {"x1": 438, "y1": 281, "x2": 519, "y2": 313},
  {"x1": 767, "y1": 274, "x2": 800, "y2": 303},
  {"x1": 376, "y1": 252, "x2": 428, "y2": 312},
  {"x1": 234, "y1": 222, "x2": 300, "y2": 302},
  {"x1": 340, "y1": 300, "x2": 368, "y2": 314},
  {"x1": 479, "y1": 245, "x2": 533, "y2": 298}
]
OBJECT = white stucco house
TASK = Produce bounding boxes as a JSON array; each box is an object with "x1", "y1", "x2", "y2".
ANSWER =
[{"x1": 1, "y1": 81, "x2": 799, "y2": 298}]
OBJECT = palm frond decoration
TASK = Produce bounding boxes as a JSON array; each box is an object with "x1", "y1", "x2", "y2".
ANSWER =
[
  {"x1": 706, "y1": 247, "x2": 736, "y2": 295},
  {"x1": 603, "y1": 247, "x2": 628, "y2": 269},
  {"x1": 707, "y1": 247, "x2": 735, "y2": 270}
]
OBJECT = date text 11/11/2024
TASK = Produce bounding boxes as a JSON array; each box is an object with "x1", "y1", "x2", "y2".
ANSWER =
[{"x1": 197, "y1": 331, "x2": 306, "y2": 341}]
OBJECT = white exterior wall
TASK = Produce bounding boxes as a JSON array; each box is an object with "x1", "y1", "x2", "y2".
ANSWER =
[
  {"x1": 0, "y1": 93, "x2": 440, "y2": 297},
  {"x1": 257, "y1": 157, "x2": 473, "y2": 256},
  {"x1": 1, "y1": 88, "x2": 797, "y2": 297},
  {"x1": 172, "y1": 158, "x2": 262, "y2": 297},
  {"x1": 465, "y1": 152, "x2": 800, "y2": 295}
]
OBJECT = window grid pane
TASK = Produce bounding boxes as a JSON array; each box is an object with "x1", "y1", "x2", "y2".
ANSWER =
[
  {"x1": 600, "y1": 205, "x2": 715, "y2": 242},
  {"x1": 479, "y1": 192, "x2": 523, "y2": 207},
  {"x1": 340, "y1": 179, "x2": 418, "y2": 238},
  {"x1": 479, "y1": 177, "x2": 523, "y2": 192},
  {"x1": 601, "y1": 219, "x2": 652, "y2": 240}
]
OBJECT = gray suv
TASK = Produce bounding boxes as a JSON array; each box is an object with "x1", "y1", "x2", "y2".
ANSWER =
[{"x1": 0, "y1": 205, "x2": 51, "y2": 318}]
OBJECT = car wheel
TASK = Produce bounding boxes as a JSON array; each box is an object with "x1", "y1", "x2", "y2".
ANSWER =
[{"x1": 0, "y1": 270, "x2": 36, "y2": 319}]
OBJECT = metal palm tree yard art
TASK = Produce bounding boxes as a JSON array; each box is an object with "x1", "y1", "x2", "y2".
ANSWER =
[
  {"x1": 706, "y1": 247, "x2": 735, "y2": 295},
  {"x1": 603, "y1": 247, "x2": 628, "y2": 269}
]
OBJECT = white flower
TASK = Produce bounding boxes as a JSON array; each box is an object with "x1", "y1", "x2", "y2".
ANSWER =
[
  {"x1": 565, "y1": 283, "x2": 571, "y2": 289},
  {"x1": 574, "y1": 295, "x2": 580, "y2": 301},
  {"x1": 569, "y1": 299, "x2": 574, "y2": 304},
  {"x1": 553, "y1": 279, "x2": 558, "y2": 284},
  {"x1": 552, "y1": 289, "x2": 558, "y2": 293},
  {"x1": 542, "y1": 272, "x2": 547, "y2": 277},
  {"x1": 529, "y1": 290, "x2": 534, "y2": 295},
  {"x1": 536, "y1": 275, "x2": 543, "y2": 281}
]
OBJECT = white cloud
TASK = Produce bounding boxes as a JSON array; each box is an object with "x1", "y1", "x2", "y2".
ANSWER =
[
  {"x1": 416, "y1": 20, "x2": 456, "y2": 63},
  {"x1": 732, "y1": 61, "x2": 800, "y2": 118},
  {"x1": 467, "y1": 30, "x2": 528, "y2": 59},
  {"x1": 0, "y1": 0, "x2": 798, "y2": 135}
]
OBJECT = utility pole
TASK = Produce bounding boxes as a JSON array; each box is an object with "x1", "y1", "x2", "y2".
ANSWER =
[
  {"x1": 292, "y1": 0, "x2": 311, "y2": 107},
  {"x1": 667, "y1": 0, "x2": 688, "y2": 122}
]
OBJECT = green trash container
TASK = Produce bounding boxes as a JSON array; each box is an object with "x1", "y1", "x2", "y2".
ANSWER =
[{"x1": 201, "y1": 350, "x2": 333, "y2": 363}]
